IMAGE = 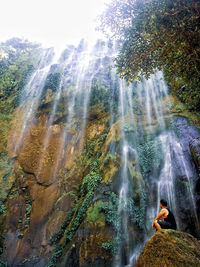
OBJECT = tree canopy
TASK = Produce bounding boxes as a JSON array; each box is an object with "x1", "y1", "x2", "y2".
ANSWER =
[
  {"x1": 0, "y1": 38, "x2": 42, "y2": 104},
  {"x1": 100, "y1": 0, "x2": 200, "y2": 111}
]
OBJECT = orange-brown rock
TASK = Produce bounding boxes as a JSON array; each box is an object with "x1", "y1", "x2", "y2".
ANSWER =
[
  {"x1": 9, "y1": 113, "x2": 70, "y2": 186},
  {"x1": 2, "y1": 196, "x2": 26, "y2": 264},
  {"x1": 86, "y1": 120, "x2": 106, "y2": 140},
  {"x1": 79, "y1": 231, "x2": 111, "y2": 267},
  {"x1": 30, "y1": 182, "x2": 60, "y2": 226},
  {"x1": 46, "y1": 192, "x2": 76, "y2": 239}
]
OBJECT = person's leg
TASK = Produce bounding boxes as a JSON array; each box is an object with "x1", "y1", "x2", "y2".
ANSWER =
[
  {"x1": 158, "y1": 220, "x2": 172, "y2": 229},
  {"x1": 154, "y1": 220, "x2": 161, "y2": 230}
]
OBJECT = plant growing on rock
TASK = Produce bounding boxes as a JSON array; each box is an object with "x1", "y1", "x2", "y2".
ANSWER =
[{"x1": 100, "y1": 0, "x2": 200, "y2": 111}]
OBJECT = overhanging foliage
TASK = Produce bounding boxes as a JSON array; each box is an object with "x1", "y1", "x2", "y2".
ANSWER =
[{"x1": 100, "y1": 0, "x2": 200, "y2": 111}]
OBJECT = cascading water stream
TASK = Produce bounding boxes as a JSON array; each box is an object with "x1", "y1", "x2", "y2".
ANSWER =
[
  {"x1": 7, "y1": 40, "x2": 200, "y2": 266},
  {"x1": 157, "y1": 133, "x2": 199, "y2": 230},
  {"x1": 36, "y1": 50, "x2": 75, "y2": 178},
  {"x1": 115, "y1": 70, "x2": 199, "y2": 265},
  {"x1": 116, "y1": 80, "x2": 130, "y2": 267},
  {"x1": 13, "y1": 48, "x2": 55, "y2": 153},
  {"x1": 60, "y1": 41, "x2": 110, "y2": 161},
  {"x1": 156, "y1": 133, "x2": 179, "y2": 227},
  {"x1": 114, "y1": 78, "x2": 143, "y2": 267},
  {"x1": 79, "y1": 42, "x2": 110, "y2": 139},
  {"x1": 140, "y1": 73, "x2": 199, "y2": 232},
  {"x1": 35, "y1": 43, "x2": 94, "y2": 180}
]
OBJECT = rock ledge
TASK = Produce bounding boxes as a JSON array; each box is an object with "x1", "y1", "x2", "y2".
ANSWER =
[{"x1": 136, "y1": 230, "x2": 200, "y2": 267}]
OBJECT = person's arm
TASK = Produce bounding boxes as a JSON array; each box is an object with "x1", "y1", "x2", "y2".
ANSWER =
[
  {"x1": 152, "y1": 209, "x2": 165, "y2": 228},
  {"x1": 154, "y1": 209, "x2": 165, "y2": 221}
]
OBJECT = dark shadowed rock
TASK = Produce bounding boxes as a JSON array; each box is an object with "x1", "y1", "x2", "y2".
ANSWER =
[{"x1": 190, "y1": 137, "x2": 200, "y2": 168}]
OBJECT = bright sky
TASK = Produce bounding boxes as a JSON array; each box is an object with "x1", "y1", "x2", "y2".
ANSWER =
[{"x1": 0, "y1": 0, "x2": 111, "y2": 52}]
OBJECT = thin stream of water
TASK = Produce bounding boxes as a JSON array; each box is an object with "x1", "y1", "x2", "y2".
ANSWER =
[{"x1": 11, "y1": 41, "x2": 200, "y2": 266}]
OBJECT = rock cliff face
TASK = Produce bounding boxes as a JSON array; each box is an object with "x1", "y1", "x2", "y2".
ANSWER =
[
  {"x1": 136, "y1": 230, "x2": 200, "y2": 267},
  {"x1": 0, "y1": 39, "x2": 200, "y2": 266},
  {"x1": 190, "y1": 138, "x2": 200, "y2": 169}
]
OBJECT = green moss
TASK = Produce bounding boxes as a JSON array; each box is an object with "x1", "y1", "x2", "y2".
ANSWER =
[
  {"x1": 89, "y1": 78, "x2": 110, "y2": 112},
  {"x1": 48, "y1": 209, "x2": 75, "y2": 246},
  {"x1": 171, "y1": 103, "x2": 185, "y2": 113},
  {"x1": 46, "y1": 244, "x2": 64, "y2": 267},
  {"x1": 169, "y1": 94, "x2": 200, "y2": 129},
  {"x1": 127, "y1": 187, "x2": 146, "y2": 229},
  {"x1": 0, "y1": 259, "x2": 7, "y2": 267},
  {"x1": 0, "y1": 164, "x2": 15, "y2": 203},
  {"x1": 24, "y1": 193, "x2": 32, "y2": 228},
  {"x1": 102, "y1": 241, "x2": 117, "y2": 255},
  {"x1": 48, "y1": 172, "x2": 103, "y2": 264},
  {"x1": 165, "y1": 73, "x2": 200, "y2": 112},
  {"x1": 86, "y1": 200, "x2": 105, "y2": 224},
  {"x1": 15, "y1": 190, "x2": 32, "y2": 238},
  {"x1": 40, "y1": 71, "x2": 62, "y2": 103},
  {"x1": 17, "y1": 232, "x2": 24, "y2": 239},
  {"x1": 100, "y1": 192, "x2": 121, "y2": 255},
  {"x1": 0, "y1": 240, "x2": 7, "y2": 266},
  {"x1": 100, "y1": 189, "x2": 146, "y2": 255},
  {"x1": 44, "y1": 72, "x2": 61, "y2": 92},
  {"x1": 47, "y1": 169, "x2": 102, "y2": 265},
  {"x1": 122, "y1": 123, "x2": 136, "y2": 133},
  {"x1": 47, "y1": 122, "x2": 109, "y2": 266},
  {"x1": 81, "y1": 172, "x2": 102, "y2": 196},
  {"x1": 103, "y1": 152, "x2": 118, "y2": 166},
  {"x1": 82, "y1": 129, "x2": 109, "y2": 169},
  {"x1": 0, "y1": 38, "x2": 41, "y2": 107},
  {"x1": 64, "y1": 191, "x2": 95, "y2": 241},
  {"x1": 136, "y1": 136, "x2": 163, "y2": 176},
  {"x1": 0, "y1": 202, "x2": 6, "y2": 214},
  {"x1": 65, "y1": 168, "x2": 102, "y2": 240}
]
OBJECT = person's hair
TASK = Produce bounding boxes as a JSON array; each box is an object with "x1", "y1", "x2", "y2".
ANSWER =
[{"x1": 160, "y1": 199, "x2": 167, "y2": 207}]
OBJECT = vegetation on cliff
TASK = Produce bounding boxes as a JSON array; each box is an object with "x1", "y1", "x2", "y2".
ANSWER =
[
  {"x1": 0, "y1": 32, "x2": 199, "y2": 267},
  {"x1": 0, "y1": 38, "x2": 44, "y2": 265},
  {"x1": 100, "y1": 0, "x2": 200, "y2": 111},
  {"x1": 0, "y1": 38, "x2": 42, "y2": 105}
]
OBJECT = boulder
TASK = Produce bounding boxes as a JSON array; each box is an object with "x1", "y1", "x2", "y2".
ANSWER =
[{"x1": 136, "y1": 230, "x2": 200, "y2": 267}]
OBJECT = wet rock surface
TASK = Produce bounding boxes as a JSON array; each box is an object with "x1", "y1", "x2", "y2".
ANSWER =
[
  {"x1": 190, "y1": 137, "x2": 200, "y2": 168},
  {"x1": 0, "y1": 41, "x2": 200, "y2": 267}
]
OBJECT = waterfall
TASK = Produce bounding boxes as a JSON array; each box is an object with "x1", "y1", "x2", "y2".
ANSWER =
[
  {"x1": 7, "y1": 40, "x2": 200, "y2": 266},
  {"x1": 13, "y1": 48, "x2": 55, "y2": 153},
  {"x1": 157, "y1": 133, "x2": 199, "y2": 230},
  {"x1": 60, "y1": 40, "x2": 110, "y2": 160},
  {"x1": 138, "y1": 73, "x2": 199, "y2": 233},
  {"x1": 112, "y1": 70, "x2": 200, "y2": 266},
  {"x1": 36, "y1": 49, "x2": 75, "y2": 179},
  {"x1": 111, "y1": 77, "x2": 145, "y2": 267},
  {"x1": 115, "y1": 80, "x2": 132, "y2": 267}
]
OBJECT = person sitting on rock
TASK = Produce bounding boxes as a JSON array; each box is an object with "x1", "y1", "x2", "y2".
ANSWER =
[{"x1": 152, "y1": 199, "x2": 177, "y2": 231}]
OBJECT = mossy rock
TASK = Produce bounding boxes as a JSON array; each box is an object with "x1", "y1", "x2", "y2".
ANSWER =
[
  {"x1": 136, "y1": 229, "x2": 200, "y2": 267},
  {"x1": 86, "y1": 200, "x2": 105, "y2": 227},
  {"x1": 168, "y1": 94, "x2": 200, "y2": 129},
  {"x1": 0, "y1": 169, "x2": 15, "y2": 203},
  {"x1": 189, "y1": 137, "x2": 200, "y2": 168}
]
